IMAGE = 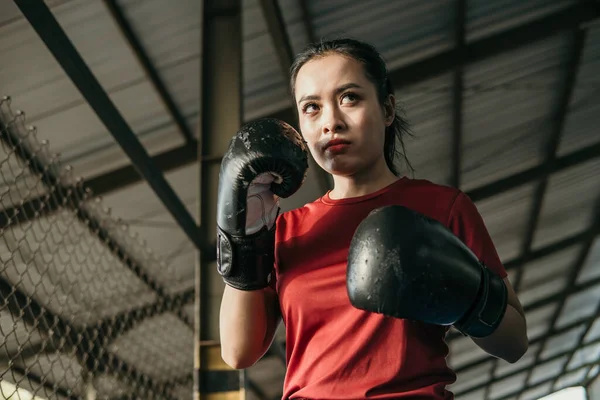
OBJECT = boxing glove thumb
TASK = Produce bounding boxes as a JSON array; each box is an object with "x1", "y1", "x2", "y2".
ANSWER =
[{"x1": 216, "y1": 118, "x2": 309, "y2": 290}]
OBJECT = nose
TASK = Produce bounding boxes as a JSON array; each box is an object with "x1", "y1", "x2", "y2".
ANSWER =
[{"x1": 321, "y1": 105, "x2": 346, "y2": 135}]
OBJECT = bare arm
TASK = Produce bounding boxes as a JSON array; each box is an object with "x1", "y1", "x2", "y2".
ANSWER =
[
  {"x1": 472, "y1": 277, "x2": 528, "y2": 363},
  {"x1": 219, "y1": 284, "x2": 282, "y2": 369}
]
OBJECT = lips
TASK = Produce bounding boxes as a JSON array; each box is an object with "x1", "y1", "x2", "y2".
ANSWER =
[{"x1": 324, "y1": 138, "x2": 351, "y2": 150}]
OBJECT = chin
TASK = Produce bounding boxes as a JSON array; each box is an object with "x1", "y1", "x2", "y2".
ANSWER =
[{"x1": 321, "y1": 157, "x2": 366, "y2": 177}]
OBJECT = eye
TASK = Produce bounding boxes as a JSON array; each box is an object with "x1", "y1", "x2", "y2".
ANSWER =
[
  {"x1": 302, "y1": 102, "x2": 319, "y2": 114},
  {"x1": 341, "y1": 92, "x2": 359, "y2": 104}
]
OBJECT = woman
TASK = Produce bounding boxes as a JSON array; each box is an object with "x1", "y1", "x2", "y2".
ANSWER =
[{"x1": 218, "y1": 38, "x2": 528, "y2": 399}]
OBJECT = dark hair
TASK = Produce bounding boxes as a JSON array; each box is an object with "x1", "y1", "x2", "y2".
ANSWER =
[{"x1": 289, "y1": 38, "x2": 414, "y2": 176}]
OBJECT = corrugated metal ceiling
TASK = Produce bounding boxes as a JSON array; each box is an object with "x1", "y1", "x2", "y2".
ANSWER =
[{"x1": 0, "y1": 1, "x2": 599, "y2": 399}]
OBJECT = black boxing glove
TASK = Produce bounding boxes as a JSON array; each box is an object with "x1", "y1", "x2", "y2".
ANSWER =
[
  {"x1": 216, "y1": 118, "x2": 308, "y2": 290},
  {"x1": 346, "y1": 205, "x2": 508, "y2": 338}
]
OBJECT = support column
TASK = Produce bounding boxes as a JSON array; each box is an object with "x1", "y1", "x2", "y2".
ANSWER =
[{"x1": 195, "y1": 0, "x2": 245, "y2": 399}]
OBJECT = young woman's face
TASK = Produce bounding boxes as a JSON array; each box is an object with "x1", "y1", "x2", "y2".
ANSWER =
[{"x1": 294, "y1": 53, "x2": 394, "y2": 177}]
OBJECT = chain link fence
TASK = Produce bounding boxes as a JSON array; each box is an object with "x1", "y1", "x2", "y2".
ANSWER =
[{"x1": 0, "y1": 96, "x2": 195, "y2": 400}]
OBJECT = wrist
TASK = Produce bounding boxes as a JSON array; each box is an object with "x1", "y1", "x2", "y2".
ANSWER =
[
  {"x1": 455, "y1": 266, "x2": 508, "y2": 338},
  {"x1": 217, "y1": 224, "x2": 276, "y2": 291}
]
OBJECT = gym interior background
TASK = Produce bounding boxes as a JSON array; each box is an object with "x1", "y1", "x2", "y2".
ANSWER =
[{"x1": 0, "y1": 0, "x2": 599, "y2": 399}]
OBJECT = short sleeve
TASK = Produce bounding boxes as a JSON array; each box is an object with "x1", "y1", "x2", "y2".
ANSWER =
[
  {"x1": 447, "y1": 191, "x2": 507, "y2": 279},
  {"x1": 269, "y1": 208, "x2": 293, "y2": 293},
  {"x1": 269, "y1": 214, "x2": 284, "y2": 293}
]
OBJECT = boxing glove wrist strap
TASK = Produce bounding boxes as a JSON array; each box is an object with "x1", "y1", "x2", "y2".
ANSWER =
[
  {"x1": 216, "y1": 224, "x2": 276, "y2": 291},
  {"x1": 454, "y1": 264, "x2": 509, "y2": 338}
]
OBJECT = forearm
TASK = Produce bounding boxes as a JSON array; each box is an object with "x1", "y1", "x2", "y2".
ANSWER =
[
  {"x1": 472, "y1": 304, "x2": 528, "y2": 363},
  {"x1": 219, "y1": 285, "x2": 275, "y2": 368}
]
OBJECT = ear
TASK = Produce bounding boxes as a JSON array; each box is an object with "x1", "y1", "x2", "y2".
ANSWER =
[{"x1": 383, "y1": 94, "x2": 396, "y2": 127}]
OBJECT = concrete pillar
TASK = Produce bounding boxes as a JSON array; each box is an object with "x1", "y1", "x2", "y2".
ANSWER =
[{"x1": 195, "y1": 0, "x2": 245, "y2": 398}]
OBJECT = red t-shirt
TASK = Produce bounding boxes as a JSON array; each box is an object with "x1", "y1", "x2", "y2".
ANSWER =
[{"x1": 271, "y1": 177, "x2": 507, "y2": 399}]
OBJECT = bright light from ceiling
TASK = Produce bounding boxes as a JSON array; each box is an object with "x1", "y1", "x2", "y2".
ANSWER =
[
  {"x1": 0, "y1": 381, "x2": 46, "y2": 400},
  {"x1": 538, "y1": 386, "x2": 587, "y2": 400}
]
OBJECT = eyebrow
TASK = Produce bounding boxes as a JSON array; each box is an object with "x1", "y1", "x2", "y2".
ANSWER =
[{"x1": 297, "y1": 83, "x2": 363, "y2": 104}]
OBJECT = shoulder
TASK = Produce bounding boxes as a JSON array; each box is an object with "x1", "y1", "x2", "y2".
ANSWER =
[
  {"x1": 394, "y1": 177, "x2": 463, "y2": 222},
  {"x1": 400, "y1": 177, "x2": 461, "y2": 202},
  {"x1": 277, "y1": 191, "x2": 330, "y2": 222},
  {"x1": 275, "y1": 196, "x2": 322, "y2": 240},
  {"x1": 446, "y1": 189, "x2": 488, "y2": 232},
  {"x1": 409, "y1": 179, "x2": 482, "y2": 225},
  {"x1": 276, "y1": 205, "x2": 309, "y2": 229}
]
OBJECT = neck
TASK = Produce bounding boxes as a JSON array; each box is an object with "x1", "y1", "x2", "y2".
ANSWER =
[{"x1": 328, "y1": 157, "x2": 400, "y2": 200}]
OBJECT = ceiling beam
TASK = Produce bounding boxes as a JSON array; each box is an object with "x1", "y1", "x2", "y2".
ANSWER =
[
  {"x1": 503, "y1": 230, "x2": 590, "y2": 270},
  {"x1": 86, "y1": 143, "x2": 201, "y2": 196},
  {"x1": 388, "y1": 2, "x2": 600, "y2": 90},
  {"x1": 466, "y1": 140, "x2": 600, "y2": 202},
  {"x1": 103, "y1": 0, "x2": 196, "y2": 144},
  {"x1": 14, "y1": 0, "x2": 208, "y2": 254}
]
